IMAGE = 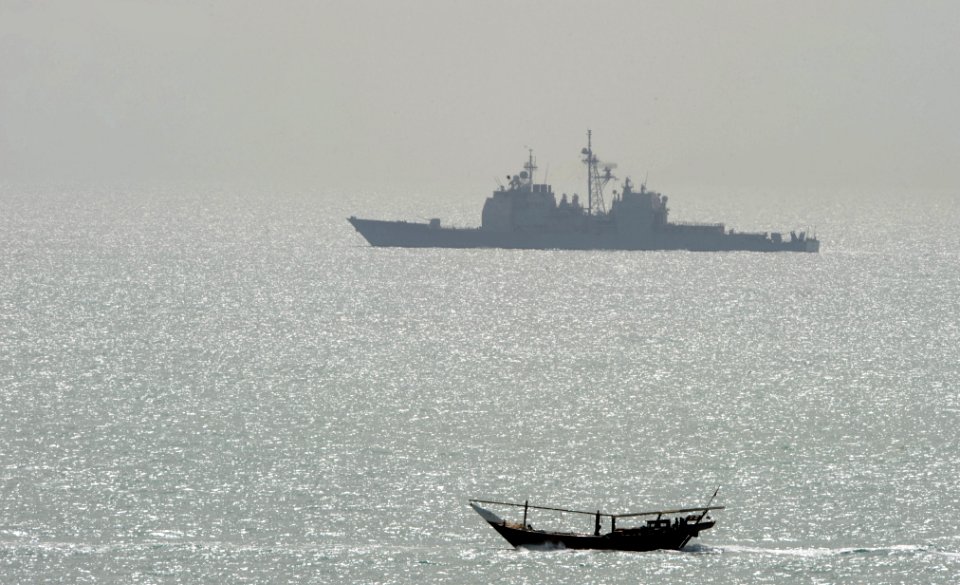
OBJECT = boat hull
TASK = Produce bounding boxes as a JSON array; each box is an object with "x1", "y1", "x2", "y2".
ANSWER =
[
  {"x1": 348, "y1": 217, "x2": 819, "y2": 253},
  {"x1": 485, "y1": 520, "x2": 715, "y2": 552}
]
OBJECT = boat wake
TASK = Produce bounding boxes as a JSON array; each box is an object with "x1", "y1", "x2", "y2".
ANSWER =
[
  {"x1": 710, "y1": 543, "x2": 950, "y2": 558},
  {"x1": 516, "y1": 542, "x2": 569, "y2": 552}
]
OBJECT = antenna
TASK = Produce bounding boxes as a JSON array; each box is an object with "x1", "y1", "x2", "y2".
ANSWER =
[
  {"x1": 582, "y1": 130, "x2": 594, "y2": 213},
  {"x1": 581, "y1": 129, "x2": 615, "y2": 214},
  {"x1": 524, "y1": 147, "x2": 537, "y2": 185}
]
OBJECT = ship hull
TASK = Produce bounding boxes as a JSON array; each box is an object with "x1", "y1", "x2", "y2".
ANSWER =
[{"x1": 348, "y1": 217, "x2": 819, "y2": 253}]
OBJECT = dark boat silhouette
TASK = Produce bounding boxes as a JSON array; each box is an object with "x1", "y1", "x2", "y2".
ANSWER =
[{"x1": 469, "y1": 495, "x2": 723, "y2": 552}]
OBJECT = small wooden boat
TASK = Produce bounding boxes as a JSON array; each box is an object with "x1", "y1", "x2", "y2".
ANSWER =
[{"x1": 469, "y1": 492, "x2": 723, "y2": 552}]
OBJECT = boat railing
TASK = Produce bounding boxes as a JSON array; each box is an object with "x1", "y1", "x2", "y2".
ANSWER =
[{"x1": 469, "y1": 498, "x2": 724, "y2": 520}]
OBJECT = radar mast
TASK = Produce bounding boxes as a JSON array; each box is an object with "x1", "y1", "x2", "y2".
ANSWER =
[
  {"x1": 523, "y1": 148, "x2": 537, "y2": 187},
  {"x1": 581, "y1": 130, "x2": 616, "y2": 214}
]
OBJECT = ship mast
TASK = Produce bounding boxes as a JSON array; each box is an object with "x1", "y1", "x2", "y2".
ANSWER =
[
  {"x1": 524, "y1": 148, "x2": 537, "y2": 187},
  {"x1": 586, "y1": 131, "x2": 593, "y2": 212},
  {"x1": 581, "y1": 130, "x2": 616, "y2": 215}
]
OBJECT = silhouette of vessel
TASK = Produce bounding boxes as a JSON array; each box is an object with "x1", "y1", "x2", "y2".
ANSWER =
[
  {"x1": 469, "y1": 495, "x2": 724, "y2": 552},
  {"x1": 349, "y1": 132, "x2": 819, "y2": 252}
]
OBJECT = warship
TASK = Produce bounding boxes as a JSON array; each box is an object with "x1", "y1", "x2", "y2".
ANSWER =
[{"x1": 348, "y1": 132, "x2": 819, "y2": 252}]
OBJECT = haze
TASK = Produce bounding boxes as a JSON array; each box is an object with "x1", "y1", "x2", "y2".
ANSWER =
[{"x1": 2, "y1": 0, "x2": 958, "y2": 192}]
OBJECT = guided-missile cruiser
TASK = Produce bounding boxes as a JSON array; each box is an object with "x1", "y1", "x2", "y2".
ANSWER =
[{"x1": 348, "y1": 132, "x2": 819, "y2": 252}]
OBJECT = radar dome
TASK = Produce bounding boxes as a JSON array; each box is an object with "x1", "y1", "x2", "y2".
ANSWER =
[{"x1": 519, "y1": 171, "x2": 528, "y2": 179}]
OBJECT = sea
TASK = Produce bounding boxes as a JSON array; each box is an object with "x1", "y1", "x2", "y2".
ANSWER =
[{"x1": 1, "y1": 184, "x2": 958, "y2": 584}]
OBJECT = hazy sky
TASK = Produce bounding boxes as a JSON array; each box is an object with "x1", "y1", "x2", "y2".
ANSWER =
[{"x1": 2, "y1": 0, "x2": 959, "y2": 192}]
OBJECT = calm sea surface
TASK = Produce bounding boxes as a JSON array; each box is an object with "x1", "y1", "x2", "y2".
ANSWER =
[{"x1": 1, "y1": 185, "x2": 958, "y2": 583}]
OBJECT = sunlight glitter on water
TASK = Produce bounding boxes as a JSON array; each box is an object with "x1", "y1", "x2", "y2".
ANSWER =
[{"x1": 1, "y1": 187, "x2": 959, "y2": 583}]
